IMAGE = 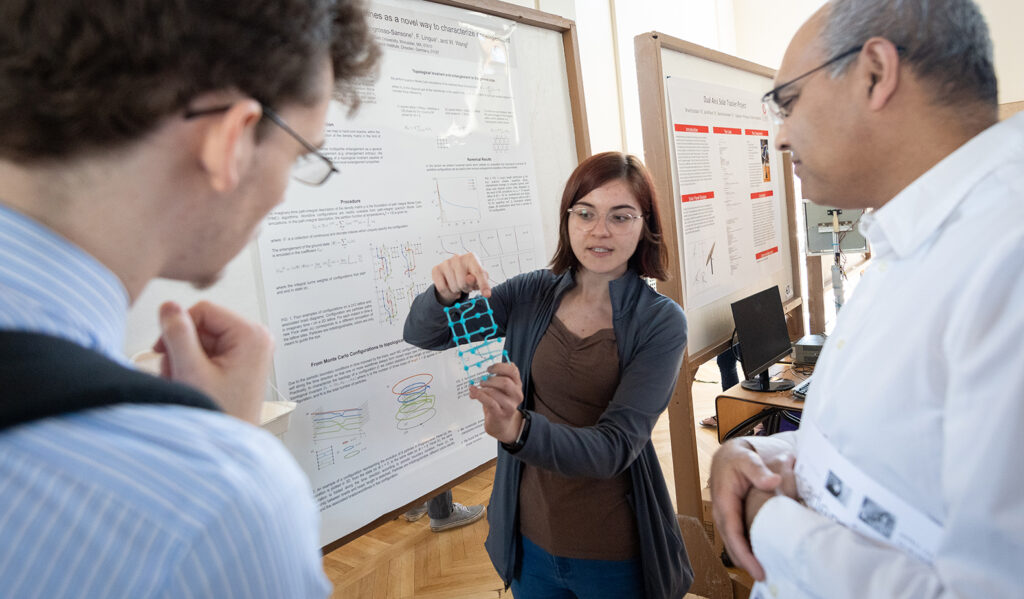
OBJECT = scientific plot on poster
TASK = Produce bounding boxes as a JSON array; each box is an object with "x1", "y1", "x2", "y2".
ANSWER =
[
  {"x1": 310, "y1": 402, "x2": 369, "y2": 466},
  {"x1": 439, "y1": 224, "x2": 536, "y2": 284},
  {"x1": 435, "y1": 177, "x2": 483, "y2": 223}
]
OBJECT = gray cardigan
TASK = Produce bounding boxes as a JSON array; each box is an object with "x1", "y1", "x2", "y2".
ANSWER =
[{"x1": 403, "y1": 268, "x2": 693, "y2": 599}]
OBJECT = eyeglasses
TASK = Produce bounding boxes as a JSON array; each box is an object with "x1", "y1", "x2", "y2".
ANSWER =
[
  {"x1": 184, "y1": 103, "x2": 339, "y2": 186},
  {"x1": 761, "y1": 45, "x2": 864, "y2": 125},
  {"x1": 567, "y1": 206, "x2": 644, "y2": 233}
]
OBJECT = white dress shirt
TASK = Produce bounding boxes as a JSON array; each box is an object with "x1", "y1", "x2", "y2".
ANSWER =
[{"x1": 749, "y1": 113, "x2": 1024, "y2": 598}]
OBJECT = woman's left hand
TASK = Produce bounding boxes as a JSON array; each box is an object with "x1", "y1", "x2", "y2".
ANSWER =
[{"x1": 468, "y1": 362, "x2": 524, "y2": 444}]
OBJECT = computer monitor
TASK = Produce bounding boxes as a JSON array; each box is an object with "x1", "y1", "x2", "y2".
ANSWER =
[{"x1": 730, "y1": 286, "x2": 795, "y2": 392}]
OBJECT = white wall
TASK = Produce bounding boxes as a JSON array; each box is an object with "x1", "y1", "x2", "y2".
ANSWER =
[
  {"x1": 572, "y1": 0, "x2": 1021, "y2": 158},
  {"x1": 566, "y1": 1, "x2": 819, "y2": 156},
  {"x1": 730, "y1": 0, "x2": 825, "y2": 70},
  {"x1": 575, "y1": 1, "x2": 625, "y2": 152},
  {"x1": 614, "y1": 2, "x2": 730, "y2": 156},
  {"x1": 977, "y1": 0, "x2": 1024, "y2": 104},
  {"x1": 541, "y1": 1, "x2": 740, "y2": 155},
  {"x1": 732, "y1": 0, "x2": 1023, "y2": 105},
  {"x1": 537, "y1": 0, "x2": 575, "y2": 19}
]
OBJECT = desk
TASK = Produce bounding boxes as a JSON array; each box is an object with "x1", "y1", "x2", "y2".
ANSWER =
[{"x1": 715, "y1": 365, "x2": 811, "y2": 443}]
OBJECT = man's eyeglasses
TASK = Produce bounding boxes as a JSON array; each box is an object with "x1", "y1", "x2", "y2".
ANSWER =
[
  {"x1": 761, "y1": 45, "x2": 863, "y2": 125},
  {"x1": 567, "y1": 206, "x2": 644, "y2": 234},
  {"x1": 184, "y1": 103, "x2": 339, "y2": 186}
]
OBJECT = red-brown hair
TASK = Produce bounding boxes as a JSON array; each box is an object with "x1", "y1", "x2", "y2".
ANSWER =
[{"x1": 549, "y1": 151, "x2": 669, "y2": 280}]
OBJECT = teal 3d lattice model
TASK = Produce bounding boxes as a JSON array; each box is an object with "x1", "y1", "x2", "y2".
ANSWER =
[{"x1": 444, "y1": 296, "x2": 508, "y2": 385}]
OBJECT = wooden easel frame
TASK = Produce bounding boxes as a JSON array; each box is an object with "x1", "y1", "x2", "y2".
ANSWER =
[
  {"x1": 635, "y1": 32, "x2": 806, "y2": 520},
  {"x1": 806, "y1": 252, "x2": 870, "y2": 333},
  {"x1": 323, "y1": 0, "x2": 590, "y2": 553},
  {"x1": 999, "y1": 100, "x2": 1024, "y2": 121}
]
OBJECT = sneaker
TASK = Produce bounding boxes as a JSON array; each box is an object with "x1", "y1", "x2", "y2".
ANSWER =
[
  {"x1": 403, "y1": 503, "x2": 428, "y2": 522},
  {"x1": 430, "y1": 503, "x2": 485, "y2": 532}
]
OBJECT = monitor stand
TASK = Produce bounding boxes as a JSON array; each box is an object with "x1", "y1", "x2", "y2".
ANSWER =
[{"x1": 741, "y1": 370, "x2": 796, "y2": 392}]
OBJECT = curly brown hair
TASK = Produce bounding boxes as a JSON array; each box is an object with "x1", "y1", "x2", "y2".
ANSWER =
[{"x1": 0, "y1": 0, "x2": 380, "y2": 163}]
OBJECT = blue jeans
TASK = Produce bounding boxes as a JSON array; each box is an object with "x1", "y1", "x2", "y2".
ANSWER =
[
  {"x1": 510, "y1": 534, "x2": 644, "y2": 599},
  {"x1": 717, "y1": 346, "x2": 739, "y2": 390},
  {"x1": 427, "y1": 489, "x2": 452, "y2": 519}
]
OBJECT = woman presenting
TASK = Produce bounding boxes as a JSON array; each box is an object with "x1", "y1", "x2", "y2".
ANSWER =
[{"x1": 403, "y1": 152, "x2": 691, "y2": 598}]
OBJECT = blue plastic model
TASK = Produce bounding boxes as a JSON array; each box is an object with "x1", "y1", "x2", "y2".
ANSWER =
[{"x1": 443, "y1": 295, "x2": 509, "y2": 385}]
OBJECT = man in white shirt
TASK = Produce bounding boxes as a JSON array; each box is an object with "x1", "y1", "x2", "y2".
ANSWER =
[{"x1": 710, "y1": 0, "x2": 1024, "y2": 597}]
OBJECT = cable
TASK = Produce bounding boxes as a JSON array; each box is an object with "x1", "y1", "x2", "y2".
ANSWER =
[
  {"x1": 793, "y1": 364, "x2": 815, "y2": 377},
  {"x1": 835, "y1": 210, "x2": 865, "y2": 281},
  {"x1": 723, "y1": 407, "x2": 780, "y2": 441}
]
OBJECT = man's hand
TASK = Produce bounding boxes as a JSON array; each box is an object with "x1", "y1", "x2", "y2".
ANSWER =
[
  {"x1": 744, "y1": 452, "x2": 798, "y2": 531},
  {"x1": 468, "y1": 362, "x2": 524, "y2": 443},
  {"x1": 153, "y1": 301, "x2": 272, "y2": 425},
  {"x1": 710, "y1": 438, "x2": 794, "y2": 580}
]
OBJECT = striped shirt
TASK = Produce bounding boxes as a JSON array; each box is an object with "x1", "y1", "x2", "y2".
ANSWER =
[{"x1": 0, "y1": 203, "x2": 331, "y2": 598}]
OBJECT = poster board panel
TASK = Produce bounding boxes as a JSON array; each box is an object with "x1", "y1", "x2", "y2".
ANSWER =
[
  {"x1": 656, "y1": 40, "x2": 802, "y2": 357},
  {"x1": 270, "y1": 0, "x2": 588, "y2": 549},
  {"x1": 126, "y1": 0, "x2": 588, "y2": 551},
  {"x1": 635, "y1": 32, "x2": 805, "y2": 519},
  {"x1": 999, "y1": 100, "x2": 1024, "y2": 120}
]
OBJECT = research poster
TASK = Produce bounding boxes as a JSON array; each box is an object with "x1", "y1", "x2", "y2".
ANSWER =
[
  {"x1": 255, "y1": 0, "x2": 545, "y2": 544},
  {"x1": 666, "y1": 77, "x2": 788, "y2": 310}
]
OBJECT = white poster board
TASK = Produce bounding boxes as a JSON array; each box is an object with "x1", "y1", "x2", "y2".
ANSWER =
[
  {"x1": 256, "y1": 0, "x2": 581, "y2": 546},
  {"x1": 633, "y1": 33, "x2": 804, "y2": 520},
  {"x1": 657, "y1": 42, "x2": 799, "y2": 355},
  {"x1": 125, "y1": 0, "x2": 584, "y2": 548},
  {"x1": 665, "y1": 77, "x2": 789, "y2": 312}
]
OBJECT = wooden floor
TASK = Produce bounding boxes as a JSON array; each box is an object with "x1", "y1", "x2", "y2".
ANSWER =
[{"x1": 323, "y1": 362, "x2": 725, "y2": 598}]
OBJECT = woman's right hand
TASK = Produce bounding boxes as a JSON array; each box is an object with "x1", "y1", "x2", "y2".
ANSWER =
[{"x1": 431, "y1": 253, "x2": 491, "y2": 305}]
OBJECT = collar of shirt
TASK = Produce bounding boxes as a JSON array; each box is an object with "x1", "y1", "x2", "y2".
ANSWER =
[
  {"x1": 0, "y1": 203, "x2": 129, "y2": 362},
  {"x1": 860, "y1": 112, "x2": 1024, "y2": 259}
]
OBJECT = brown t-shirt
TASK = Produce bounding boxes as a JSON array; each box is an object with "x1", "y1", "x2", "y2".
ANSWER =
[{"x1": 518, "y1": 316, "x2": 640, "y2": 560}]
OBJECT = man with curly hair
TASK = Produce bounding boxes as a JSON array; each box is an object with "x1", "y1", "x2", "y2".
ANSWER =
[{"x1": 0, "y1": 1, "x2": 378, "y2": 597}]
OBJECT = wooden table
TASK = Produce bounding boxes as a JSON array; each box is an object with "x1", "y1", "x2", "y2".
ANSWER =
[{"x1": 715, "y1": 365, "x2": 811, "y2": 443}]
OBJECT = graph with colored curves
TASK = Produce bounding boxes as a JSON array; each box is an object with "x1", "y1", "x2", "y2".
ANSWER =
[
  {"x1": 372, "y1": 241, "x2": 428, "y2": 325},
  {"x1": 434, "y1": 176, "x2": 481, "y2": 223},
  {"x1": 310, "y1": 404, "x2": 368, "y2": 468},
  {"x1": 392, "y1": 373, "x2": 437, "y2": 431},
  {"x1": 372, "y1": 241, "x2": 423, "y2": 281}
]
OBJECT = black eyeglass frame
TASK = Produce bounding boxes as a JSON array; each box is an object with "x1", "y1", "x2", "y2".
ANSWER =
[
  {"x1": 183, "y1": 103, "x2": 339, "y2": 186},
  {"x1": 762, "y1": 44, "x2": 909, "y2": 123},
  {"x1": 761, "y1": 45, "x2": 864, "y2": 122}
]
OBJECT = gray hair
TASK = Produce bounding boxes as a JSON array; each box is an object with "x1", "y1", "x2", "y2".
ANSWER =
[{"x1": 821, "y1": 0, "x2": 997, "y2": 107}]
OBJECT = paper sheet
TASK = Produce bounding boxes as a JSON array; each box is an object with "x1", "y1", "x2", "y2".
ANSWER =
[
  {"x1": 255, "y1": 0, "x2": 545, "y2": 545},
  {"x1": 665, "y1": 77, "x2": 787, "y2": 310},
  {"x1": 752, "y1": 421, "x2": 943, "y2": 598}
]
